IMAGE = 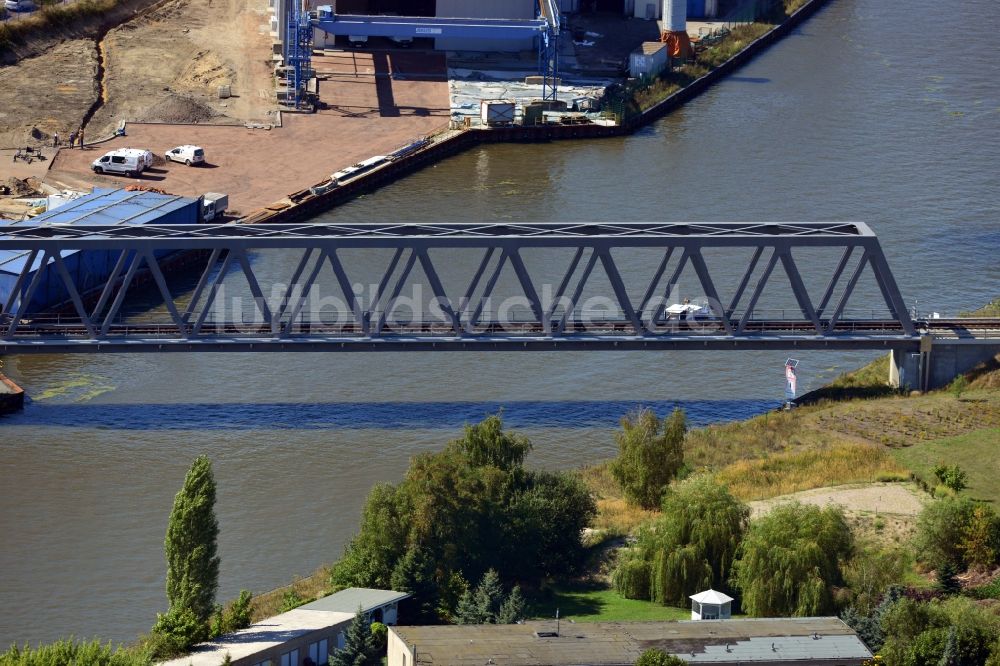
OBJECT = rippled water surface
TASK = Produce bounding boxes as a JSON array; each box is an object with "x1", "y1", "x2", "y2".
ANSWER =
[{"x1": 2, "y1": 0, "x2": 999, "y2": 645}]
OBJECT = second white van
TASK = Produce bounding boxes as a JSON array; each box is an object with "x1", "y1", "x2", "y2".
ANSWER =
[{"x1": 91, "y1": 149, "x2": 153, "y2": 177}]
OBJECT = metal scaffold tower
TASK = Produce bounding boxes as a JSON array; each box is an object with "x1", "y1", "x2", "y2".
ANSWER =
[
  {"x1": 539, "y1": 0, "x2": 560, "y2": 101},
  {"x1": 284, "y1": 0, "x2": 313, "y2": 109}
]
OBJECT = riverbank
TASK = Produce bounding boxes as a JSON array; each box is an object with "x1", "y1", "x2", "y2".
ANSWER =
[
  {"x1": 240, "y1": 0, "x2": 835, "y2": 225},
  {"x1": 25, "y1": 0, "x2": 833, "y2": 223}
]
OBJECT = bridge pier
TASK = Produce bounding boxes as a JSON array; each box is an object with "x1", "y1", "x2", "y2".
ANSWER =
[{"x1": 890, "y1": 336, "x2": 1000, "y2": 392}]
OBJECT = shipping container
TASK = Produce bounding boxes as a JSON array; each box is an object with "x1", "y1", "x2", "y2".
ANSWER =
[
  {"x1": 687, "y1": 0, "x2": 705, "y2": 18},
  {"x1": 629, "y1": 41, "x2": 669, "y2": 78},
  {"x1": 480, "y1": 100, "x2": 517, "y2": 126}
]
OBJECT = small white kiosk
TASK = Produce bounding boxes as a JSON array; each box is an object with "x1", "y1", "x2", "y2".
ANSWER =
[{"x1": 689, "y1": 589, "x2": 734, "y2": 620}]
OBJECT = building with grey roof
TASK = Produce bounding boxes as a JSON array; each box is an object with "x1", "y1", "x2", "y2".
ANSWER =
[
  {"x1": 160, "y1": 588, "x2": 409, "y2": 666},
  {"x1": 387, "y1": 617, "x2": 872, "y2": 666}
]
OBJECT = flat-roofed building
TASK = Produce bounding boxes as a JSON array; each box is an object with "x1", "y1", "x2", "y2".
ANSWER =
[
  {"x1": 160, "y1": 588, "x2": 409, "y2": 666},
  {"x1": 388, "y1": 617, "x2": 872, "y2": 666}
]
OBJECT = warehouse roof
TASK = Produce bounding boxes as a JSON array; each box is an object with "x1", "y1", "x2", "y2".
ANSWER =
[
  {"x1": 391, "y1": 617, "x2": 872, "y2": 666},
  {"x1": 27, "y1": 188, "x2": 196, "y2": 227},
  {"x1": 0, "y1": 188, "x2": 198, "y2": 275}
]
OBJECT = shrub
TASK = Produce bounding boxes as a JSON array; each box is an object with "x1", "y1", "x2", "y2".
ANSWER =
[
  {"x1": 278, "y1": 588, "x2": 305, "y2": 613},
  {"x1": 949, "y1": 375, "x2": 969, "y2": 399},
  {"x1": 933, "y1": 464, "x2": 968, "y2": 492},
  {"x1": 612, "y1": 556, "x2": 652, "y2": 600},
  {"x1": 914, "y1": 497, "x2": 979, "y2": 571},
  {"x1": 0, "y1": 639, "x2": 152, "y2": 665},
  {"x1": 609, "y1": 408, "x2": 686, "y2": 509},
  {"x1": 634, "y1": 648, "x2": 687, "y2": 666}
]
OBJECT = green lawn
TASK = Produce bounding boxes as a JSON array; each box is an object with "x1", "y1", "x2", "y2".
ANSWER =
[
  {"x1": 892, "y1": 427, "x2": 1000, "y2": 504},
  {"x1": 528, "y1": 584, "x2": 693, "y2": 623}
]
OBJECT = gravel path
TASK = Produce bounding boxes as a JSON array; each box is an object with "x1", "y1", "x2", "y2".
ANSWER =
[{"x1": 749, "y1": 482, "x2": 927, "y2": 518}]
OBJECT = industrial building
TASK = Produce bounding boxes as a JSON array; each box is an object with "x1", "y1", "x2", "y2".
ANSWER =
[
  {"x1": 160, "y1": 588, "x2": 411, "y2": 666},
  {"x1": 387, "y1": 618, "x2": 873, "y2": 666},
  {"x1": 0, "y1": 188, "x2": 200, "y2": 314}
]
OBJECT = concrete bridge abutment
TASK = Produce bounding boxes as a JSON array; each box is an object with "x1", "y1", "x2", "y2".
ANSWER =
[{"x1": 891, "y1": 336, "x2": 1000, "y2": 392}]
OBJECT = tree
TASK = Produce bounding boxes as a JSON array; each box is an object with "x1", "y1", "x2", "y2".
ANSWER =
[
  {"x1": 330, "y1": 608, "x2": 377, "y2": 666},
  {"x1": 331, "y1": 483, "x2": 409, "y2": 590},
  {"x1": 454, "y1": 587, "x2": 482, "y2": 625},
  {"x1": 961, "y1": 505, "x2": 999, "y2": 571},
  {"x1": 914, "y1": 497, "x2": 977, "y2": 571},
  {"x1": 390, "y1": 547, "x2": 441, "y2": 624},
  {"x1": 634, "y1": 648, "x2": 687, "y2": 666},
  {"x1": 935, "y1": 561, "x2": 961, "y2": 595},
  {"x1": 473, "y1": 569, "x2": 505, "y2": 624},
  {"x1": 498, "y1": 586, "x2": 527, "y2": 624},
  {"x1": 732, "y1": 502, "x2": 852, "y2": 617},
  {"x1": 613, "y1": 476, "x2": 749, "y2": 605},
  {"x1": 455, "y1": 572, "x2": 525, "y2": 625},
  {"x1": 154, "y1": 455, "x2": 220, "y2": 646},
  {"x1": 453, "y1": 413, "x2": 532, "y2": 471},
  {"x1": 331, "y1": 415, "x2": 595, "y2": 613},
  {"x1": 842, "y1": 546, "x2": 910, "y2": 615},
  {"x1": 610, "y1": 408, "x2": 686, "y2": 509},
  {"x1": 501, "y1": 472, "x2": 597, "y2": 579}
]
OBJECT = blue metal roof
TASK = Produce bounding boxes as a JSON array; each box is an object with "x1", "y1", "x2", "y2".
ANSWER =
[{"x1": 0, "y1": 188, "x2": 199, "y2": 275}]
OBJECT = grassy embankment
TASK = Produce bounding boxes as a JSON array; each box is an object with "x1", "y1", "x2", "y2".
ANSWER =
[
  {"x1": 617, "y1": 0, "x2": 810, "y2": 114},
  {"x1": 0, "y1": 0, "x2": 122, "y2": 53},
  {"x1": 546, "y1": 351, "x2": 998, "y2": 619},
  {"x1": 582, "y1": 353, "x2": 1000, "y2": 537}
]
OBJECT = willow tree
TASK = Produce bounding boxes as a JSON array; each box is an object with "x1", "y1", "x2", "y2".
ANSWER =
[
  {"x1": 613, "y1": 476, "x2": 749, "y2": 605},
  {"x1": 610, "y1": 408, "x2": 686, "y2": 509},
  {"x1": 154, "y1": 455, "x2": 220, "y2": 645},
  {"x1": 732, "y1": 502, "x2": 852, "y2": 617}
]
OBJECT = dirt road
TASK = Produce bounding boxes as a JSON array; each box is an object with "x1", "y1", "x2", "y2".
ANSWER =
[{"x1": 749, "y1": 483, "x2": 926, "y2": 518}]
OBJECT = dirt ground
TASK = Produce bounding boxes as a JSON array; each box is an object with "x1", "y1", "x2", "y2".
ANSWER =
[
  {"x1": 749, "y1": 482, "x2": 927, "y2": 518},
  {"x1": 0, "y1": 40, "x2": 99, "y2": 148},
  {"x1": 49, "y1": 50, "x2": 451, "y2": 213},
  {"x1": 88, "y1": 0, "x2": 277, "y2": 137}
]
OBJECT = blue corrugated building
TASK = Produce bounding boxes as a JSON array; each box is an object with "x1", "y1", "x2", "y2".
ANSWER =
[{"x1": 0, "y1": 188, "x2": 200, "y2": 312}]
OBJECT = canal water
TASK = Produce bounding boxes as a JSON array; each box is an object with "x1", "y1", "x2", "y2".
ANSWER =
[{"x1": 2, "y1": 0, "x2": 998, "y2": 646}]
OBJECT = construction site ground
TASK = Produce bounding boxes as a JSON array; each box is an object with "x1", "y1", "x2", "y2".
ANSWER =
[
  {"x1": 0, "y1": 3, "x2": 682, "y2": 217},
  {"x1": 47, "y1": 49, "x2": 450, "y2": 214}
]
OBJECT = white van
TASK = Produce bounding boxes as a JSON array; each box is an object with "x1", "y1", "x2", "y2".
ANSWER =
[
  {"x1": 164, "y1": 145, "x2": 205, "y2": 166},
  {"x1": 91, "y1": 149, "x2": 152, "y2": 177},
  {"x1": 347, "y1": 35, "x2": 368, "y2": 47}
]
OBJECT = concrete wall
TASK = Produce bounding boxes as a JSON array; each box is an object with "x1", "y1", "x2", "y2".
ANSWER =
[
  {"x1": 387, "y1": 629, "x2": 415, "y2": 666},
  {"x1": 891, "y1": 340, "x2": 1000, "y2": 391},
  {"x1": 435, "y1": 0, "x2": 535, "y2": 51}
]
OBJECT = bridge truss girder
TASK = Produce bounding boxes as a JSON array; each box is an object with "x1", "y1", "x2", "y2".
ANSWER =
[{"x1": 0, "y1": 222, "x2": 917, "y2": 354}]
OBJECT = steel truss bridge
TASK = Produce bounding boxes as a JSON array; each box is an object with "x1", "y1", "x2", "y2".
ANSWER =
[{"x1": 0, "y1": 221, "x2": 993, "y2": 355}]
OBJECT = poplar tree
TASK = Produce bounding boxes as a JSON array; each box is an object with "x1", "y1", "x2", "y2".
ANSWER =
[{"x1": 158, "y1": 455, "x2": 221, "y2": 642}]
